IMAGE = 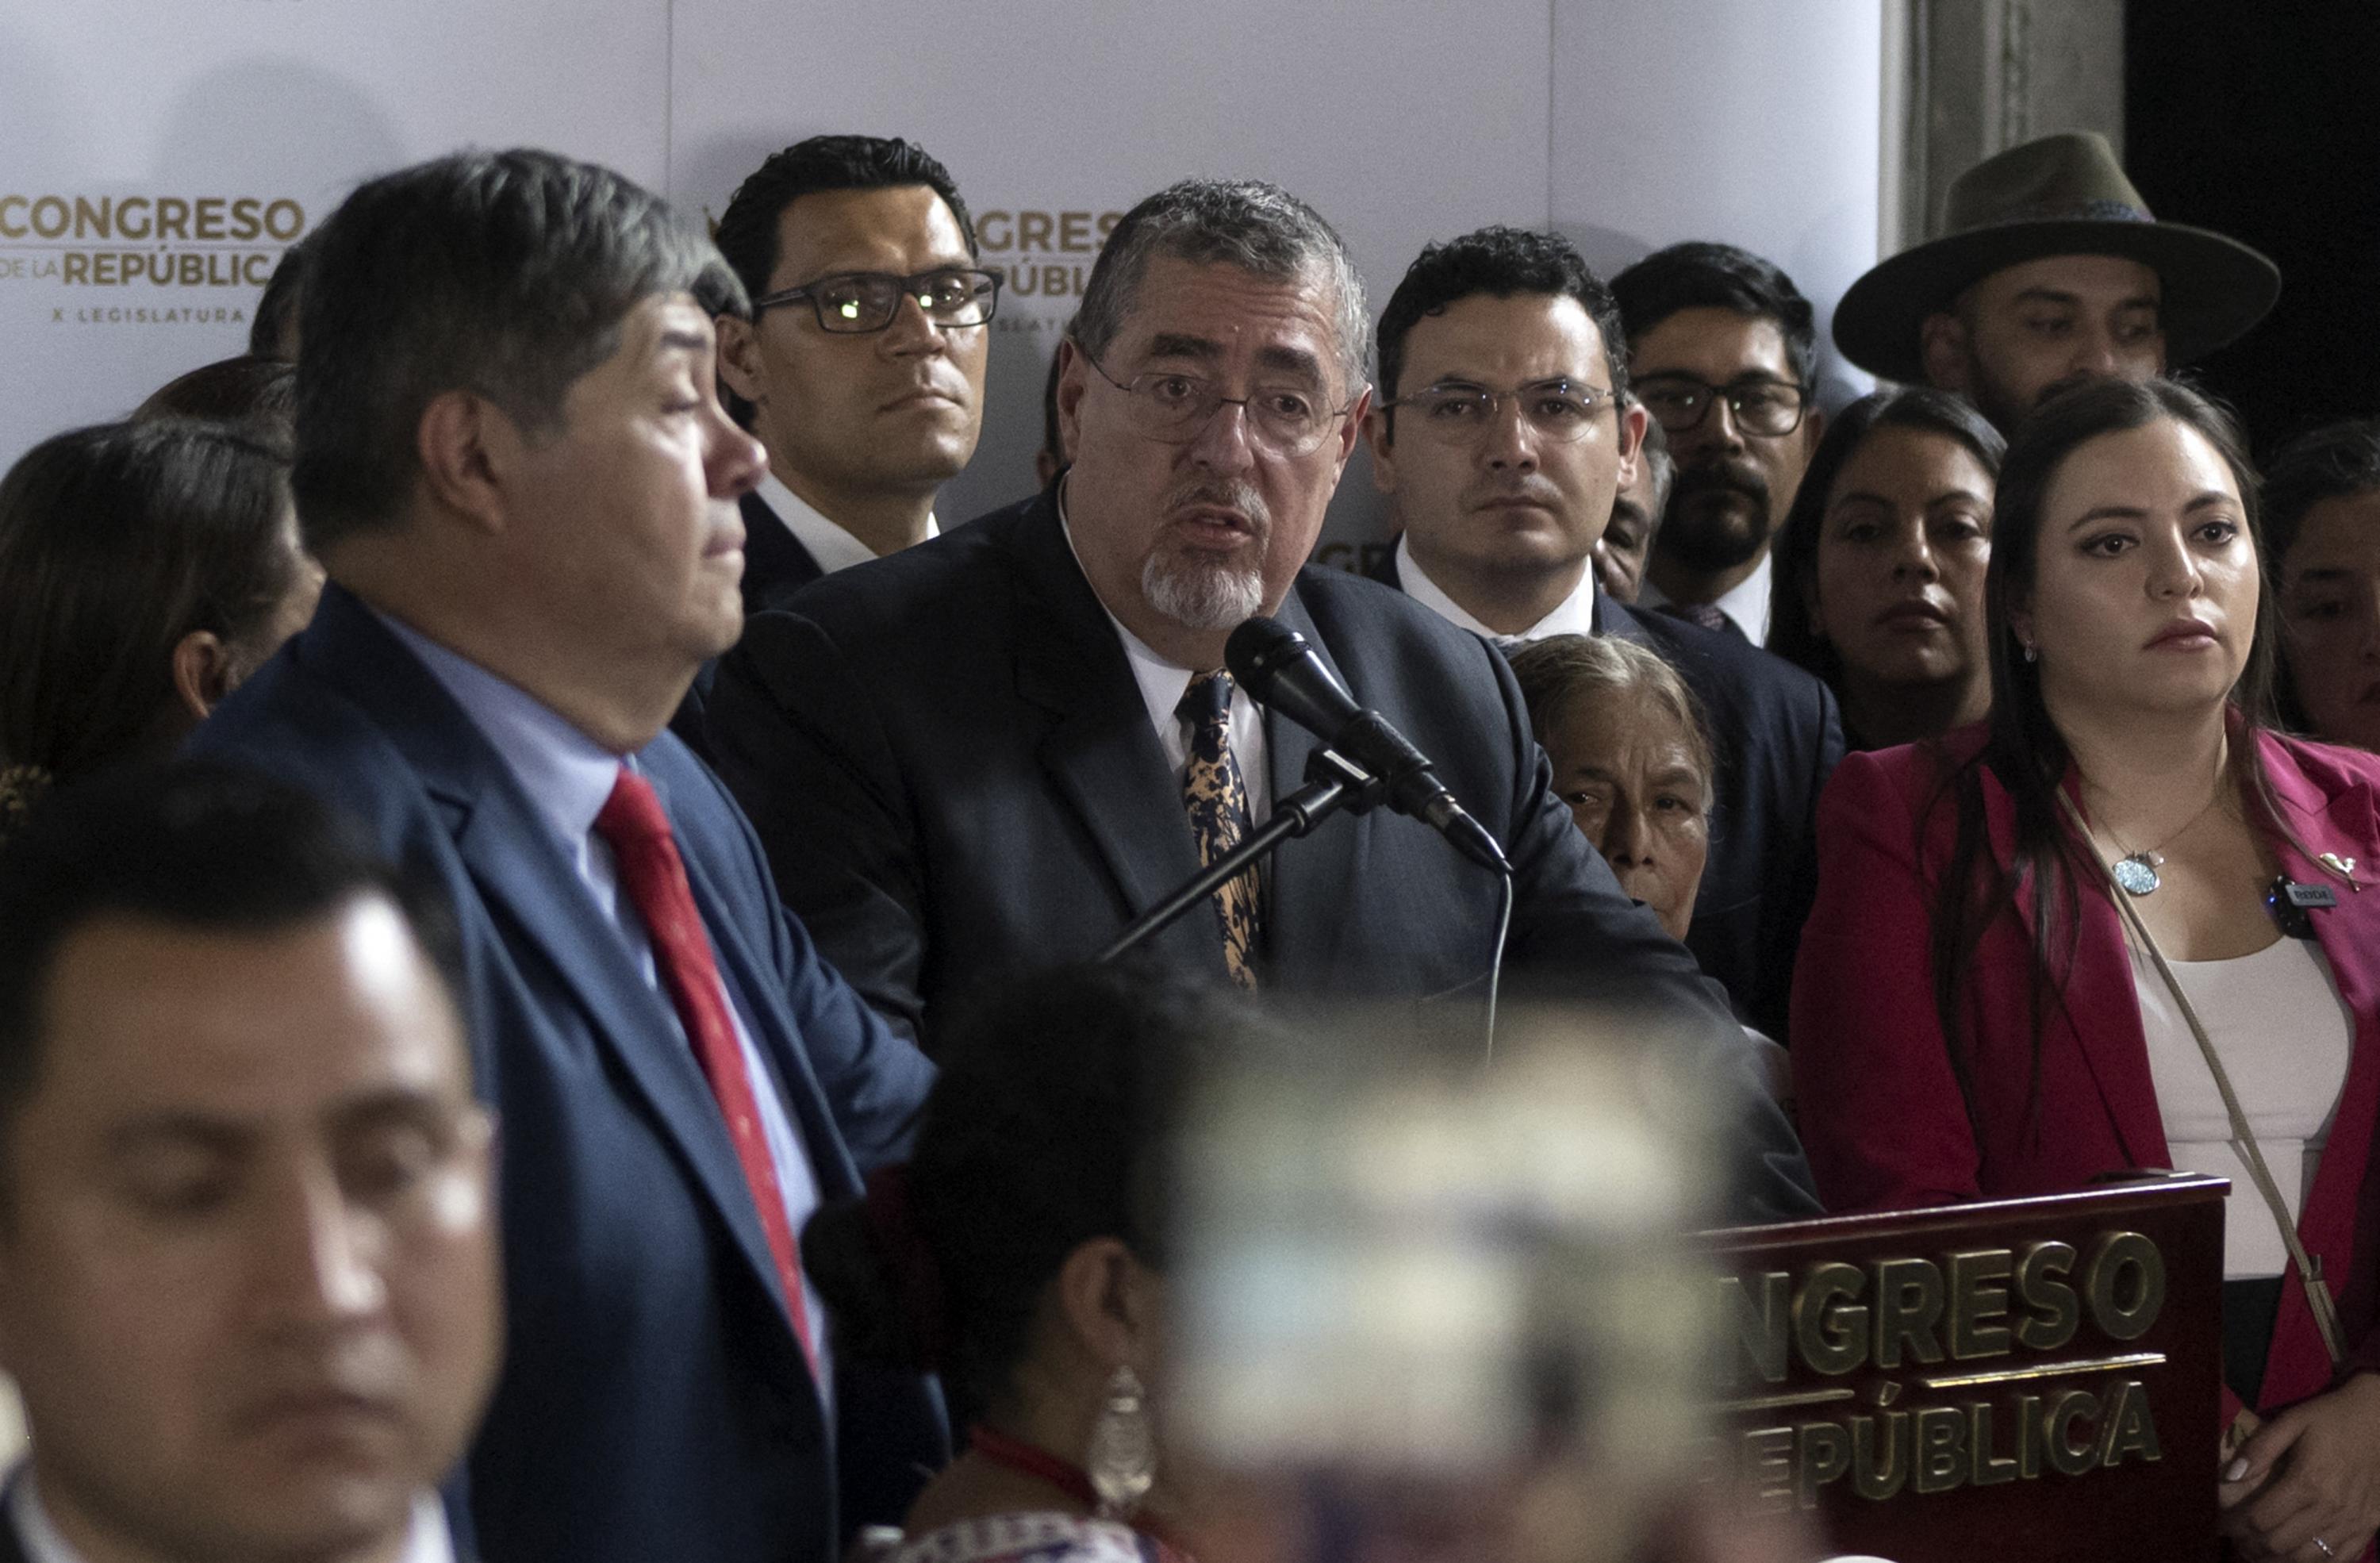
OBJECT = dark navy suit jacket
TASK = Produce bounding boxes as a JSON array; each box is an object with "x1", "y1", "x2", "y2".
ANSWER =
[
  {"x1": 190, "y1": 586, "x2": 943, "y2": 1563},
  {"x1": 706, "y1": 488, "x2": 1818, "y2": 1225},
  {"x1": 1371, "y1": 553, "x2": 1841, "y2": 1040},
  {"x1": 673, "y1": 488, "x2": 829, "y2": 758}
]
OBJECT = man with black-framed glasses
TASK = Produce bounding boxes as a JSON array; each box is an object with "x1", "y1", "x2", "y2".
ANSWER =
[
  {"x1": 1611, "y1": 242, "x2": 1826, "y2": 644},
  {"x1": 708, "y1": 135, "x2": 992, "y2": 603}
]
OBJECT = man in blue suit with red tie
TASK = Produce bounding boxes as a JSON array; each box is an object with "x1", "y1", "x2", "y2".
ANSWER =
[{"x1": 190, "y1": 148, "x2": 942, "y2": 1563}]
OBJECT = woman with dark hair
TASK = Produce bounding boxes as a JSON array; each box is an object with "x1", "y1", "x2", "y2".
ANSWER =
[
  {"x1": 2264, "y1": 418, "x2": 2380, "y2": 754},
  {"x1": 0, "y1": 421, "x2": 320, "y2": 831},
  {"x1": 1792, "y1": 378, "x2": 2380, "y2": 1562},
  {"x1": 804, "y1": 963, "x2": 1237, "y2": 1563},
  {"x1": 1768, "y1": 387, "x2": 2006, "y2": 749}
]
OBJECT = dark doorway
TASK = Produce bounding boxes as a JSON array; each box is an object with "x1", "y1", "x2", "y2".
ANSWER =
[{"x1": 2126, "y1": 6, "x2": 2380, "y2": 458}]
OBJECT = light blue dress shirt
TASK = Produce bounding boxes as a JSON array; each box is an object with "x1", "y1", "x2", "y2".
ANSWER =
[{"x1": 376, "y1": 613, "x2": 832, "y2": 1396}]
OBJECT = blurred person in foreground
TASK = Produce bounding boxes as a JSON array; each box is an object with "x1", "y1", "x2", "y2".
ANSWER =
[
  {"x1": 1766, "y1": 388, "x2": 2006, "y2": 750},
  {"x1": 1791, "y1": 378, "x2": 2380, "y2": 1562},
  {"x1": 0, "y1": 421, "x2": 319, "y2": 843},
  {"x1": 807, "y1": 962, "x2": 1231, "y2": 1563},
  {"x1": 1364, "y1": 225, "x2": 1840, "y2": 1040},
  {"x1": 188, "y1": 148, "x2": 941, "y2": 1562},
  {"x1": 2263, "y1": 419, "x2": 2380, "y2": 755},
  {"x1": 0, "y1": 764, "x2": 499, "y2": 1563}
]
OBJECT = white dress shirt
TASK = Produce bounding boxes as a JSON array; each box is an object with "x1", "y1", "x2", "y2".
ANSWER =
[
  {"x1": 2132, "y1": 935, "x2": 2355, "y2": 1280},
  {"x1": 1054, "y1": 484, "x2": 1272, "y2": 820},
  {"x1": 375, "y1": 612, "x2": 832, "y2": 1392},
  {"x1": 756, "y1": 468, "x2": 936, "y2": 576},
  {"x1": 11, "y1": 1473, "x2": 453, "y2": 1563},
  {"x1": 1394, "y1": 534, "x2": 1599, "y2": 644},
  {"x1": 1639, "y1": 549, "x2": 1773, "y2": 643}
]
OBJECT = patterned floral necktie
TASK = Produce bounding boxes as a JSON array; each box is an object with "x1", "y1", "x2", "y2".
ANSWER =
[{"x1": 1177, "y1": 670, "x2": 1262, "y2": 990}]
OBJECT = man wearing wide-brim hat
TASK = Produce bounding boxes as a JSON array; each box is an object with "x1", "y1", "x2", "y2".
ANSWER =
[{"x1": 1833, "y1": 131, "x2": 2279, "y2": 432}]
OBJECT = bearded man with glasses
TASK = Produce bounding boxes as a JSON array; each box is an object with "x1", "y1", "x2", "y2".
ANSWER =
[
  {"x1": 706, "y1": 182, "x2": 1816, "y2": 1226},
  {"x1": 1610, "y1": 242, "x2": 1828, "y2": 644},
  {"x1": 1365, "y1": 225, "x2": 1841, "y2": 1043}
]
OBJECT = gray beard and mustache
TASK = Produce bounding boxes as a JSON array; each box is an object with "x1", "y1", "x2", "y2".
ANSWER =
[
  {"x1": 1143, "y1": 478, "x2": 1271, "y2": 631},
  {"x1": 1657, "y1": 456, "x2": 1774, "y2": 573}
]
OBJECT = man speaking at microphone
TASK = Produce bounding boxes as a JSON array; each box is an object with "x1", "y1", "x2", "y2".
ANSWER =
[{"x1": 709, "y1": 179, "x2": 1816, "y2": 1223}]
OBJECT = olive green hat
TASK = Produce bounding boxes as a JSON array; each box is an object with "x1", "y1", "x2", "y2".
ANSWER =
[{"x1": 1833, "y1": 131, "x2": 2279, "y2": 385}]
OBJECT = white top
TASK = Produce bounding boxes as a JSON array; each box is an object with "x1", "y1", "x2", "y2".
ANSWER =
[
  {"x1": 1055, "y1": 482, "x2": 1272, "y2": 820},
  {"x1": 1393, "y1": 533, "x2": 1599, "y2": 644},
  {"x1": 2131, "y1": 934, "x2": 2355, "y2": 1279},
  {"x1": 12, "y1": 1473, "x2": 453, "y2": 1563},
  {"x1": 756, "y1": 469, "x2": 936, "y2": 576},
  {"x1": 1640, "y1": 549, "x2": 1772, "y2": 643},
  {"x1": 375, "y1": 611, "x2": 831, "y2": 1392}
]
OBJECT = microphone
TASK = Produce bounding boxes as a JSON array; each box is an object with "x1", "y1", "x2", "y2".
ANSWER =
[{"x1": 1225, "y1": 617, "x2": 1511, "y2": 875}]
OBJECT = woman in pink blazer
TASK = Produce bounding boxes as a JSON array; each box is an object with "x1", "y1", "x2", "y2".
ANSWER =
[{"x1": 1795, "y1": 378, "x2": 2380, "y2": 1563}]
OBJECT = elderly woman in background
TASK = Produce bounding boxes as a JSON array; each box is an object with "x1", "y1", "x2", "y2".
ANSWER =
[
  {"x1": 1793, "y1": 378, "x2": 2380, "y2": 1563},
  {"x1": 1510, "y1": 634, "x2": 1713, "y2": 945},
  {"x1": 2263, "y1": 418, "x2": 2380, "y2": 753},
  {"x1": 1767, "y1": 388, "x2": 2005, "y2": 750},
  {"x1": 0, "y1": 420, "x2": 321, "y2": 838}
]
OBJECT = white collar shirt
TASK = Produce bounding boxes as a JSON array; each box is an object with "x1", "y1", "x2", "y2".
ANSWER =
[
  {"x1": 11, "y1": 1473, "x2": 455, "y2": 1563},
  {"x1": 755, "y1": 468, "x2": 936, "y2": 576},
  {"x1": 1393, "y1": 534, "x2": 1599, "y2": 645},
  {"x1": 1638, "y1": 549, "x2": 1773, "y2": 643},
  {"x1": 1054, "y1": 483, "x2": 1271, "y2": 820}
]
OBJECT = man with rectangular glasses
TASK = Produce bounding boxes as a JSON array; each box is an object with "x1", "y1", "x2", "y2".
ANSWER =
[
  {"x1": 708, "y1": 182, "x2": 1818, "y2": 1227},
  {"x1": 1610, "y1": 243, "x2": 1826, "y2": 643},
  {"x1": 709, "y1": 135, "x2": 995, "y2": 605},
  {"x1": 1364, "y1": 225, "x2": 1841, "y2": 1042}
]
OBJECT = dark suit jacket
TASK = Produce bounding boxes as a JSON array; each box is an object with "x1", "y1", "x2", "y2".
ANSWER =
[
  {"x1": 708, "y1": 489, "x2": 1818, "y2": 1225},
  {"x1": 1795, "y1": 729, "x2": 2380, "y2": 1417},
  {"x1": 190, "y1": 586, "x2": 943, "y2": 1563},
  {"x1": 1370, "y1": 553, "x2": 1842, "y2": 1039},
  {"x1": 673, "y1": 489, "x2": 830, "y2": 757}
]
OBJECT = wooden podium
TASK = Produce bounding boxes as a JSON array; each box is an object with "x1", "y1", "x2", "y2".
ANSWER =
[{"x1": 1696, "y1": 1175, "x2": 2226, "y2": 1562}]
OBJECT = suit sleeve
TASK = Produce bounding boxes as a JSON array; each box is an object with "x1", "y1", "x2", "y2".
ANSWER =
[
  {"x1": 1790, "y1": 751, "x2": 1985, "y2": 1212},
  {"x1": 1752, "y1": 677, "x2": 1845, "y2": 1040},
  {"x1": 1484, "y1": 642, "x2": 1821, "y2": 1226},
  {"x1": 708, "y1": 611, "x2": 932, "y2": 1046}
]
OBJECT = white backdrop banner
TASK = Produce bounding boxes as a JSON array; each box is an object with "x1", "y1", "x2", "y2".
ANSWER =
[
  {"x1": 0, "y1": 0, "x2": 666, "y2": 462},
  {"x1": 2, "y1": 0, "x2": 1885, "y2": 553}
]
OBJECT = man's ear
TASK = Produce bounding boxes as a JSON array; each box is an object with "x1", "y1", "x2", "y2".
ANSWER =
[
  {"x1": 716, "y1": 313, "x2": 768, "y2": 407},
  {"x1": 170, "y1": 629, "x2": 236, "y2": 721},
  {"x1": 1330, "y1": 385, "x2": 1372, "y2": 474},
  {"x1": 415, "y1": 390, "x2": 516, "y2": 537},
  {"x1": 1920, "y1": 312, "x2": 1971, "y2": 395},
  {"x1": 1364, "y1": 401, "x2": 1398, "y2": 493},
  {"x1": 1614, "y1": 400, "x2": 1649, "y2": 489},
  {"x1": 1054, "y1": 339, "x2": 1090, "y2": 464}
]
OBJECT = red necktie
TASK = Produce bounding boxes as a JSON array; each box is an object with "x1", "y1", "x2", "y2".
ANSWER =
[{"x1": 594, "y1": 766, "x2": 818, "y2": 1377}]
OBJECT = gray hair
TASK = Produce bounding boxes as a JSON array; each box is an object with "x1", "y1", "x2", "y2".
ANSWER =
[
  {"x1": 1507, "y1": 633, "x2": 1713, "y2": 787},
  {"x1": 1070, "y1": 179, "x2": 1370, "y2": 394}
]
